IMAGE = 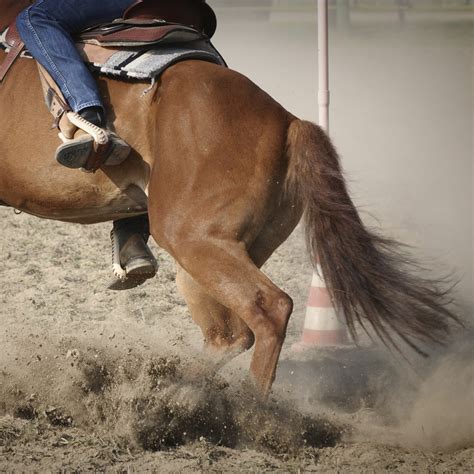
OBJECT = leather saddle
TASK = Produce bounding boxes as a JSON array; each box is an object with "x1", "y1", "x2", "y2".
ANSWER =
[
  {"x1": 0, "y1": 0, "x2": 32, "y2": 33},
  {"x1": 0, "y1": 0, "x2": 217, "y2": 81}
]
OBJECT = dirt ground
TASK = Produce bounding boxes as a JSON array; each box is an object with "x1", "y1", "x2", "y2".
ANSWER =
[{"x1": 1, "y1": 209, "x2": 473, "y2": 472}]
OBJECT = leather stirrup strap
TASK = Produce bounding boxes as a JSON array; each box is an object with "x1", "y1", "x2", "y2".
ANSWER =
[
  {"x1": 84, "y1": 140, "x2": 111, "y2": 173},
  {"x1": 37, "y1": 64, "x2": 70, "y2": 115},
  {"x1": 0, "y1": 39, "x2": 24, "y2": 82},
  {"x1": 37, "y1": 63, "x2": 78, "y2": 139}
]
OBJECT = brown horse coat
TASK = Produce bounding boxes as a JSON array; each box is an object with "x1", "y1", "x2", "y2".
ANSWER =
[{"x1": 0, "y1": 50, "x2": 457, "y2": 394}]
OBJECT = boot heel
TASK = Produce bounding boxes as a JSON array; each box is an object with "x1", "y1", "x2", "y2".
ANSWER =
[{"x1": 103, "y1": 135, "x2": 131, "y2": 166}]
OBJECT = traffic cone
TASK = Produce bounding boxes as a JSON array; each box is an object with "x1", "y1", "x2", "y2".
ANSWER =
[{"x1": 292, "y1": 265, "x2": 349, "y2": 350}]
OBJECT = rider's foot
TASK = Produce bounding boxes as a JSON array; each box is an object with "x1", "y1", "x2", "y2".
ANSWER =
[
  {"x1": 108, "y1": 220, "x2": 158, "y2": 291},
  {"x1": 120, "y1": 234, "x2": 158, "y2": 278},
  {"x1": 79, "y1": 106, "x2": 105, "y2": 127},
  {"x1": 55, "y1": 107, "x2": 131, "y2": 169}
]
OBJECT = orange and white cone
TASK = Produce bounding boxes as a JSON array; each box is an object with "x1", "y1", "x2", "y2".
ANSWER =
[{"x1": 293, "y1": 265, "x2": 349, "y2": 350}]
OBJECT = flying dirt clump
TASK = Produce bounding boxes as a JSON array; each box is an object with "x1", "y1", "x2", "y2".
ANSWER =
[
  {"x1": 124, "y1": 355, "x2": 343, "y2": 454},
  {"x1": 1, "y1": 335, "x2": 343, "y2": 456}
]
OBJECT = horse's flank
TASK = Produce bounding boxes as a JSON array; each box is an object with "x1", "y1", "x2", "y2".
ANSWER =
[{"x1": 0, "y1": 49, "x2": 156, "y2": 223}]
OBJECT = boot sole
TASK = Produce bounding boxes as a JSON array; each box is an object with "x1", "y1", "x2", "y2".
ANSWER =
[
  {"x1": 107, "y1": 257, "x2": 157, "y2": 291},
  {"x1": 103, "y1": 136, "x2": 131, "y2": 166},
  {"x1": 55, "y1": 136, "x2": 94, "y2": 169},
  {"x1": 56, "y1": 135, "x2": 131, "y2": 169}
]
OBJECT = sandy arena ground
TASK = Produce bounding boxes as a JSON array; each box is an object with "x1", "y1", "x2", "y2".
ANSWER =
[{"x1": 1, "y1": 209, "x2": 473, "y2": 472}]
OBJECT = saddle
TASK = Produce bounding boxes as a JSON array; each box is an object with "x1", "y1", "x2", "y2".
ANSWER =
[
  {"x1": 0, "y1": 0, "x2": 217, "y2": 80},
  {"x1": 0, "y1": 0, "x2": 32, "y2": 33},
  {"x1": 0, "y1": 0, "x2": 218, "y2": 171}
]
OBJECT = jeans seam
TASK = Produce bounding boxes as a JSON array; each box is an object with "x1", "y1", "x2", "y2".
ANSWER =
[
  {"x1": 24, "y1": 7, "x2": 77, "y2": 109},
  {"x1": 77, "y1": 100, "x2": 103, "y2": 111}
]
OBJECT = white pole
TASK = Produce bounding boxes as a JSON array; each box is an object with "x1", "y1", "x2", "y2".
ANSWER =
[
  {"x1": 292, "y1": 0, "x2": 349, "y2": 350},
  {"x1": 318, "y1": 0, "x2": 329, "y2": 133}
]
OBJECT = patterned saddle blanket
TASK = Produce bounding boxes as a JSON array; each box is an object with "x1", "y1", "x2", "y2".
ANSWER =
[{"x1": 0, "y1": 23, "x2": 225, "y2": 83}]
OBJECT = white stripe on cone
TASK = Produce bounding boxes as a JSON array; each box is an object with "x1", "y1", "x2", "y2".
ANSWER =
[
  {"x1": 292, "y1": 267, "x2": 349, "y2": 350},
  {"x1": 311, "y1": 270, "x2": 326, "y2": 288},
  {"x1": 304, "y1": 307, "x2": 343, "y2": 331}
]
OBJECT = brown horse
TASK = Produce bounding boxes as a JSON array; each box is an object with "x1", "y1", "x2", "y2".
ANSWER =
[{"x1": 0, "y1": 49, "x2": 458, "y2": 395}]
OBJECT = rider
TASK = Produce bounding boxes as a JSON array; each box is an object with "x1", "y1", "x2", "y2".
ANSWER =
[
  {"x1": 16, "y1": 0, "x2": 151, "y2": 287},
  {"x1": 15, "y1": 1, "x2": 216, "y2": 289},
  {"x1": 16, "y1": 0, "x2": 136, "y2": 168}
]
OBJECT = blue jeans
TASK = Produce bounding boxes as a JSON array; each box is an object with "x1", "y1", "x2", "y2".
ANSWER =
[{"x1": 16, "y1": 0, "x2": 134, "y2": 113}]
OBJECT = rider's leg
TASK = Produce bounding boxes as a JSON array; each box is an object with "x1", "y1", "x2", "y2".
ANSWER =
[
  {"x1": 16, "y1": 0, "x2": 135, "y2": 168},
  {"x1": 16, "y1": 0, "x2": 134, "y2": 113}
]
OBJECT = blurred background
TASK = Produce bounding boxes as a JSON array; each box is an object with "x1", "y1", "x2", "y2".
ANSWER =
[{"x1": 208, "y1": 0, "x2": 473, "y2": 315}]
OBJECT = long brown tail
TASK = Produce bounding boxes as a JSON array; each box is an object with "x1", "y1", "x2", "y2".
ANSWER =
[{"x1": 285, "y1": 119, "x2": 459, "y2": 355}]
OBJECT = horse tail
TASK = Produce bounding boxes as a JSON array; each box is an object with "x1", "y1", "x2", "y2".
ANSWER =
[{"x1": 285, "y1": 119, "x2": 459, "y2": 355}]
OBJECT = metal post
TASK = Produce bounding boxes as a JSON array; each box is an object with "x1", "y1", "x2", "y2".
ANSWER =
[
  {"x1": 318, "y1": 0, "x2": 329, "y2": 133},
  {"x1": 292, "y1": 0, "x2": 349, "y2": 350}
]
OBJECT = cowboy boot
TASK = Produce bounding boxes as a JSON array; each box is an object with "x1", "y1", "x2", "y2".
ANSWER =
[
  {"x1": 108, "y1": 214, "x2": 158, "y2": 291},
  {"x1": 55, "y1": 107, "x2": 131, "y2": 169}
]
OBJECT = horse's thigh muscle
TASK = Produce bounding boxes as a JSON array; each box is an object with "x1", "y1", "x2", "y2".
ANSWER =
[{"x1": 249, "y1": 198, "x2": 303, "y2": 268}]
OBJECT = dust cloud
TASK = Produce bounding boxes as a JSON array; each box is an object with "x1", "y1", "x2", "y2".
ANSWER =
[
  {"x1": 400, "y1": 336, "x2": 473, "y2": 451},
  {"x1": 276, "y1": 331, "x2": 473, "y2": 453},
  {"x1": 0, "y1": 324, "x2": 341, "y2": 454}
]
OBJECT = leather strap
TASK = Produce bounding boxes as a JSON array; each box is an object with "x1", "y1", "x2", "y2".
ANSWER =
[
  {"x1": 79, "y1": 23, "x2": 203, "y2": 45},
  {"x1": 83, "y1": 141, "x2": 111, "y2": 173},
  {"x1": 36, "y1": 64, "x2": 76, "y2": 138},
  {"x1": 5, "y1": 21, "x2": 22, "y2": 46},
  {"x1": 0, "y1": 39, "x2": 24, "y2": 82}
]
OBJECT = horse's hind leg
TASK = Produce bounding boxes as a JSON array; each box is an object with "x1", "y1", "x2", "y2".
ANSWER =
[
  {"x1": 176, "y1": 264, "x2": 254, "y2": 365},
  {"x1": 170, "y1": 240, "x2": 293, "y2": 395}
]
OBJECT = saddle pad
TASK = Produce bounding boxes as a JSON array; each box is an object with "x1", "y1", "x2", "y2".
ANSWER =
[
  {"x1": 87, "y1": 40, "x2": 225, "y2": 80},
  {"x1": 1, "y1": 28, "x2": 225, "y2": 82}
]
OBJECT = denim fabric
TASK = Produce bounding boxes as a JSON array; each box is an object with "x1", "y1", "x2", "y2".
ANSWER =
[{"x1": 16, "y1": 0, "x2": 134, "y2": 112}]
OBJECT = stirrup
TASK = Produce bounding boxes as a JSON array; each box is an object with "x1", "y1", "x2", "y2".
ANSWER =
[{"x1": 56, "y1": 112, "x2": 131, "y2": 172}]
